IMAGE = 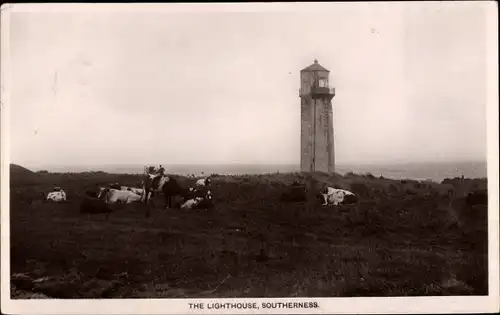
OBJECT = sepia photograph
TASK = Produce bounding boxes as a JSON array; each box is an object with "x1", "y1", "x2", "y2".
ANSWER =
[{"x1": 1, "y1": 2, "x2": 499, "y2": 314}]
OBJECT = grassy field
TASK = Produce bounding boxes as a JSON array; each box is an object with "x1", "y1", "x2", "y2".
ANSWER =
[{"x1": 9, "y1": 164, "x2": 488, "y2": 298}]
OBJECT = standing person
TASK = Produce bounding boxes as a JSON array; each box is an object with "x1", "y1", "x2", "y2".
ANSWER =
[
  {"x1": 146, "y1": 165, "x2": 155, "y2": 175},
  {"x1": 158, "y1": 165, "x2": 165, "y2": 175}
]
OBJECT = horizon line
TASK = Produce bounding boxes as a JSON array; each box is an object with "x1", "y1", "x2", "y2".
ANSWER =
[{"x1": 11, "y1": 159, "x2": 487, "y2": 170}]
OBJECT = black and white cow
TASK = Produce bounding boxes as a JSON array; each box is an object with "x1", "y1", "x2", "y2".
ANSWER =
[
  {"x1": 142, "y1": 173, "x2": 190, "y2": 209},
  {"x1": 195, "y1": 176, "x2": 212, "y2": 187},
  {"x1": 319, "y1": 187, "x2": 358, "y2": 206},
  {"x1": 46, "y1": 187, "x2": 67, "y2": 202},
  {"x1": 180, "y1": 190, "x2": 214, "y2": 210}
]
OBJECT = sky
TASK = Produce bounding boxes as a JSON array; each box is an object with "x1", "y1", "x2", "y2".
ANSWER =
[{"x1": 4, "y1": 2, "x2": 493, "y2": 168}]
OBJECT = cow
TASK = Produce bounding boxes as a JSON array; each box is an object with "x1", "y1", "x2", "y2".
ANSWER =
[
  {"x1": 184, "y1": 186, "x2": 200, "y2": 201},
  {"x1": 141, "y1": 173, "x2": 169, "y2": 203},
  {"x1": 80, "y1": 197, "x2": 113, "y2": 220},
  {"x1": 161, "y1": 177, "x2": 193, "y2": 208},
  {"x1": 98, "y1": 188, "x2": 142, "y2": 204},
  {"x1": 180, "y1": 197, "x2": 203, "y2": 210},
  {"x1": 319, "y1": 187, "x2": 358, "y2": 206},
  {"x1": 196, "y1": 190, "x2": 214, "y2": 210},
  {"x1": 141, "y1": 173, "x2": 190, "y2": 209},
  {"x1": 180, "y1": 190, "x2": 214, "y2": 210},
  {"x1": 195, "y1": 177, "x2": 212, "y2": 187},
  {"x1": 46, "y1": 188, "x2": 67, "y2": 202},
  {"x1": 120, "y1": 186, "x2": 143, "y2": 195}
]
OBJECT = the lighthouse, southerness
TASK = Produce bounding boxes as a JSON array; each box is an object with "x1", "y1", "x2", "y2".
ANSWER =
[{"x1": 299, "y1": 59, "x2": 336, "y2": 173}]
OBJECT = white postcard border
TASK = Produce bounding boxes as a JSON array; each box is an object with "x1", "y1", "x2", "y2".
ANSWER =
[{"x1": 1, "y1": 2, "x2": 499, "y2": 314}]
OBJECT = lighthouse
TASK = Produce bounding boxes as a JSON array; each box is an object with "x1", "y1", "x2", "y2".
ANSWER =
[{"x1": 299, "y1": 59, "x2": 336, "y2": 173}]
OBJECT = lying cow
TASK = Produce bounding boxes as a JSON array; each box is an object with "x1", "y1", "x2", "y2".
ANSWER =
[
  {"x1": 120, "y1": 186, "x2": 143, "y2": 195},
  {"x1": 180, "y1": 190, "x2": 214, "y2": 210},
  {"x1": 319, "y1": 187, "x2": 358, "y2": 206},
  {"x1": 180, "y1": 197, "x2": 204, "y2": 210},
  {"x1": 184, "y1": 186, "x2": 199, "y2": 200},
  {"x1": 46, "y1": 188, "x2": 67, "y2": 202},
  {"x1": 98, "y1": 188, "x2": 143, "y2": 204},
  {"x1": 195, "y1": 177, "x2": 212, "y2": 187}
]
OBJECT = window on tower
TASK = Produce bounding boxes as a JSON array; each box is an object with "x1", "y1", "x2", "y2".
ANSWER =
[{"x1": 318, "y1": 78, "x2": 328, "y2": 88}]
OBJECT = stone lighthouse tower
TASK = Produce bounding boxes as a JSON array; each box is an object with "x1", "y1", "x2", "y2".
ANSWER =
[{"x1": 300, "y1": 59, "x2": 336, "y2": 173}]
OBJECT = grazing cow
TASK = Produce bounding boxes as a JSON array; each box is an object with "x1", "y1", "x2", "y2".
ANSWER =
[
  {"x1": 466, "y1": 190, "x2": 488, "y2": 206},
  {"x1": 46, "y1": 188, "x2": 67, "y2": 202},
  {"x1": 80, "y1": 197, "x2": 113, "y2": 220},
  {"x1": 319, "y1": 187, "x2": 358, "y2": 206},
  {"x1": 195, "y1": 177, "x2": 212, "y2": 187},
  {"x1": 98, "y1": 188, "x2": 142, "y2": 204}
]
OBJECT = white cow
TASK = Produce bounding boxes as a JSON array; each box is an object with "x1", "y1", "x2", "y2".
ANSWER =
[
  {"x1": 98, "y1": 188, "x2": 143, "y2": 204},
  {"x1": 180, "y1": 197, "x2": 204, "y2": 209},
  {"x1": 46, "y1": 190, "x2": 67, "y2": 202},
  {"x1": 120, "y1": 186, "x2": 143, "y2": 195},
  {"x1": 320, "y1": 187, "x2": 358, "y2": 206},
  {"x1": 195, "y1": 177, "x2": 212, "y2": 187}
]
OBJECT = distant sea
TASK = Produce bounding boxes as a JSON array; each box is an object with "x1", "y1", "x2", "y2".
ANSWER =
[{"x1": 30, "y1": 161, "x2": 487, "y2": 183}]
